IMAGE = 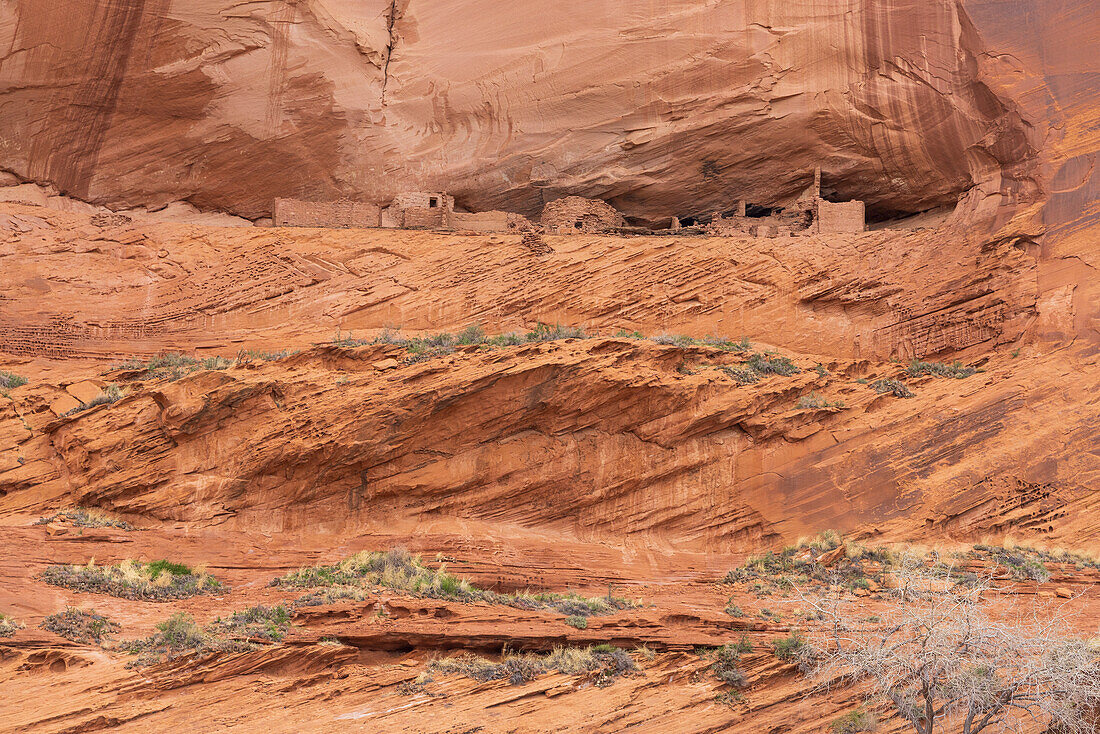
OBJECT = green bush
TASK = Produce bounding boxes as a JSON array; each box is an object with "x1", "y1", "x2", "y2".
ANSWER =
[
  {"x1": 700, "y1": 639, "x2": 752, "y2": 688},
  {"x1": 0, "y1": 613, "x2": 23, "y2": 637},
  {"x1": 906, "y1": 360, "x2": 975, "y2": 379},
  {"x1": 564, "y1": 615, "x2": 588, "y2": 629},
  {"x1": 718, "y1": 365, "x2": 759, "y2": 385},
  {"x1": 797, "y1": 392, "x2": 844, "y2": 409},
  {"x1": 870, "y1": 379, "x2": 914, "y2": 398},
  {"x1": 41, "y1": 559, "x2": 221, "y2": 601},
  {"x1": 277, "y1": 549, "x2": 636, "y2": 616},
  {"x1": 831, "y1": 709, "x2": 878, "y2": 733},
  {"x1": 122, "y1": 606, "x2": 292, "y2": 666},
  {"x1": 207, "y1": 605, "x2": 292, "y2": 642},
  {"x1": 428, "y1": 645, "x2": 636, "y2": 687},
  {"x1": 614, "y1": 329, "x2": 644, "y2": 339},
  {"x1": 0, "y1": 370, "x2": 27, "y2": 391},
  {"x1": 725, "y1": 531, "x2": 894, "y2": 593},
  {"x1": 652, "y1": 334, "x2": 696, "y2": 347},
  {"x1": 771, "y1": 631, "x2": 805, "y2": 661},
  {"x1": 703, "y1": 336, "x2": 752, "y2": 353},
  {"x1": 115, "y1": 352, "x2": 235, "y2": 381},
  {"x1": 747, "y1": 353, "x2": 800, "y2": 376},
  {"x1": 41, "y1": 608, "x2": 119, "y2": 644}
]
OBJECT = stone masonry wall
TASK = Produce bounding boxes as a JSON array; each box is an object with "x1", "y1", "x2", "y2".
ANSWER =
[
  {"x1": 816, "y1": 200, "x2": 865, "y2": 233},
  {"x1": 540, "y1": 196, "x2": 625, "y2": 234},
  {"x1": 274, "y1": 199, "x2": 381, "y2": 228}
]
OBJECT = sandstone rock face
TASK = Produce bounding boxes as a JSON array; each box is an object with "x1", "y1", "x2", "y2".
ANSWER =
[{"x1": 0, "y1": 0, "x2": 1094, "y2": 233}]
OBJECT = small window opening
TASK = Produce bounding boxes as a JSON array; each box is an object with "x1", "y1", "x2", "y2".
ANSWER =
[{"x1": 429, "y1": 197, "x2": 439, "y2": 208}]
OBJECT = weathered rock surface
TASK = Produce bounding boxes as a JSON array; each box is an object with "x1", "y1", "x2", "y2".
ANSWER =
[
  {"x1": 0, "y1": 0, "x2": 1095, "y2": 234},
  {"x1": 0, "y1": 3, "x2": 1098, "y2": 729},
  {"x1": 0, "y1": 203, "x2": 1046, "y2": 362}
]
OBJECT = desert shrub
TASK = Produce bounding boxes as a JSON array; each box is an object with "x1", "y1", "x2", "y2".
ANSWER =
[
  {"x1": 564, "y1": 615, "x2": 588, "y2": 629},
  {"x1": 906, "y1": 359, "x2": 975, "y2": 379},
  {"x1": 274, "y1": 548, "x2": 483, "y2": 601},
  {"x1": 207, "y1": 605, "x2": 292, "y2": 642},
  {"x1": 870, "y1": 378, "x2": 914, "y2": 398},
  {"x1": 747, "y1": 353, "x2": 800, "y2": 376},
  {"x1": 115, "y1": 352, "x2": 233, "y2": 381},
  {"x1": 456, "y1": 324, "x2": 486, "y2": 345},
  {"x1": 831, "y1": 710, "x2": 878, "y2": 733},
  {"x1": 34, "y1": 507, "x2": 133, "y2": 530},
  {"x1": 770, "y1": 631, "x2": 804, "y2": 661},
  {"x1": 614, "y1": 329, "x2": 645, "y2": 339},
  {"x1": 41, "y1": 608, "x2": 119, "y2": 644},
  {"x1": 200, "y1": 356, "x2": 233, "y2": 370},
  {"x1": 63, "y1": 385, "x2": 124, "y2": 416},
  {"x1": 122, "y1": 607, "x2": 291, "y2": 666},
  {"x1": 365, "y1": 324, "x2": 595, "y2": 364},
  {"x1": 243, "y1": 349, "x2": 298, "y2": 362},
  {"x1": 397, "y1": 671, "x2": 435, "y2": 695},
  {"x1": 486, "y1": 332, "x2": 525, "y2": 346},
  {"x1": 369, "y1": 328, "x2": 407, "y2": 346},
  {"x1": 121, "y1": 612, "x2": 230, "y2": 665},
  {"x1": 0, "y1": 370, "x2": 27, "y2": 391},
  {"x1": 725, "y1": 603, "x2": 745, "y2": 617},
  {"x1": 294, "y1": 585, "x2": 368, "y2": 606},
  {"x1": 968, "y1": 545, "x2": 1052, "y2": 582},
  {"x1": 428, "y1": 645, "x2": 637, "y2": 687},
  {"x1": 41, "y1": 559, "x2": 221, "y2": 601},
  {"x1": 0, "y1": 613, "x2": 23, "y2": 637},
  {"x1": 714, "y1": 690, "x2": 745, "y2": 707},
  {"x1": 116, "y1": 353, "x2": 199, "y2": 381},
  {"x1": 525, "y1": 323, "x2": 586, "y2": 342},
  {"x1": 277, "y1": 549, "x2": 636, "y2": 615},
  {"x1": 718, "y1": 365, "x2": 759, "y2": 384},
  {"x1": 703, "y1": 336, "x2": 752, "y2": 352},
  {"x1": 652, "y1": 334, "x2": 696, "y2": 347},
  {"x1": 725, "y1": 531, "x2": 894, "y2": 594},
  {"x1": 702, "y1": 639, "x2": 753, "y2": 688},
  {"x1": 331, "y1": 330, "x2": 372, "y2": 348},
  {"x1": 797, "y1": 392, "x2": 844, "y2": 409},
  {"x1": 802, "y1": 565, "x2": 1100, "y2": 734}
]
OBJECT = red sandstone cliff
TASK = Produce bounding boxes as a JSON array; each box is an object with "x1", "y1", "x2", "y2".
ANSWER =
[{"x1": 0, "y1": 0, "x2": 1093, "y2": 229}]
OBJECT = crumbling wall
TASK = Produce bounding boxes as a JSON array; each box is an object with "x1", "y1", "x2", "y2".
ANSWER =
[
  {"x1": 401, "y1": 206, "x2": 445, "y2": 229},
  {"x1": 391, "y1": 192, "x2": 454, "y2": 212},
  {"x1": 450, "y1": 210, "x2": 510, "y2": 232},
  {"x1": 274, "y1": 199, "x2": 381, "y2": 228},
  {"x1": 385, "y1": 192, "x2": 455, "y2": 229},
  {"x1": 540, "y1": 196, "x2": 625, "y2": 234},
  {"x1": 816, "y1": 200, "x2": 865, "y2": 233}
]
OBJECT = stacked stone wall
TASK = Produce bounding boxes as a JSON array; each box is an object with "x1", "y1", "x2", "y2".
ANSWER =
[
  {"x1": 274, "y1": 199, "x2": 381, "y2": 228},
  {"x1": 540, "y1": 196, "x2": 625, "y2": 234},
  {"x1": 450, "y1": 211, "x2": 511, "y2": 232},
  {"x1": 401, "y1": 206, "x2": 445, "y2": 229},
  {"x1": 816, "y1": 200, "x2": 865, "y2": 233}
]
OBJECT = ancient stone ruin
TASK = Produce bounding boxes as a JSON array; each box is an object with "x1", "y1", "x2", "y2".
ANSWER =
[
  {"x1": 273, "y1": 198, "x2": 382, "y2": 229},
  {"x1": 703, "y1": 168, "x2": 865, "y2": 238},
  {"x1": 383, "y1": 192, "x2": 455, "y2": 229},
  {"x1": 274, "y1": 191, "x2": 532, "y2": 234},
  {"x1": 540, "y1": 196, "x2": 626, "y2": 234},
  {"x1": 272, "y1": 170, "x2": 860, "y2": 239}
]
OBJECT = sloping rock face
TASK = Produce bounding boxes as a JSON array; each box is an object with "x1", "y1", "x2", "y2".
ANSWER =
[{"x1": 0, "y1": 0, "x2": 1094, "y2": 230}]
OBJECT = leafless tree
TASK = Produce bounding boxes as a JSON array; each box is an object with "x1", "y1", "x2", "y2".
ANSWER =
[{"x1": 796, "y1": 561, "x2": 1100, "y2": 734}]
